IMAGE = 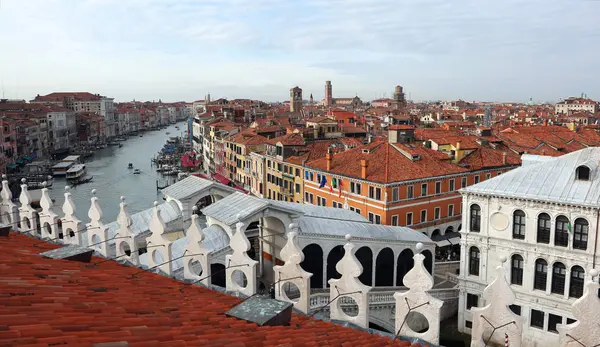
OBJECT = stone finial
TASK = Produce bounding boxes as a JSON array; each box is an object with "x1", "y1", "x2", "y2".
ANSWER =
[
  {"x1": 328, "y1": 236, "x2": 371, "y2": 328},
  {"x1": 225, "y1": 219, "x2": 258, "y2": 296},
  {"x1": 21, "y1": 178, "x2": 26, "y2": 184},
  {"x1": 1, "y1": 176, "x2": 12, "y2": 202},
  {"x1": 274, "y1": 229, "x2": 312, "y2": 313},
  {"x1": 18, "y1": 178, "x2": 35, "y2": 233},
  {"x1": 557, "y1": 268, "x2": 600, "y2": 346},
  {"x1": 115, "y1": 195, "x2": 138, "y2": 265},
  {"x1": 61, "y1": 184, "x2": 83, "y2": 245},
  {"x1": 394, "y1": 245, "x2": 443, "y2": 345},
  {"x1": 183, "y1": 211, "x2": 210, "y2": 283},
  {"x1": 86, "y1": 190, "x2": 109, "y2": 256},
  {"x1": 470, "y1": 260, "x2": 523, "y2": 347},
  {"x1": 145, "y1": 201, "x2": 173, "y2": 275},
  {"x1": 39, "y1": 182, "x2": 58, "y2": 239}
]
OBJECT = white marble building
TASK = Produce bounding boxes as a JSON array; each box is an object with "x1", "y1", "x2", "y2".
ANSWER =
[{"x1": 457, "y1": 148, "x2": 600, "y2": 347}]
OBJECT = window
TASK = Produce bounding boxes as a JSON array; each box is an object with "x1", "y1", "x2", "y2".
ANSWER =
[
  {"x1": 392, "y1": 187, "x2": 399, "y2": 201},
  {"x1": 376, "y1": 188, "x2": 381, "y2": 200},
  {"x1": 469, "y1": 247, "x2": 480, "y2": 276},
  {"x1": 470, "y1": 204, "x2": 481, "y2": 232},
  {"x1": 332, "y1": 201, "x2": 338, "y2": 208},
  {"x1": 548, "y1": 314, "x2": 562, "y2": 333},
  {"x1": 569, "y1": 266, "x2": 585, "y2": 298},
  {"x1": 537, "y1": 213, "x2": 551, "y2": 244},
  {"x1": 448, "y1": 204, "x2": 454, "y2": 217},
  {"x1": 576, "y1": 165, "x2": 590, "y2": 180},
  {"x1": 465, "y1": 321, "x2": 472, "y2": 329},
  {"x1": 474, "y1": 175, "x2": 480, "y2": 184},
  {"x1": 375, "y1": 215, "x2": 381, "y2": 225},
  {"x1": 555, "y1": 216, "x2": 569, "y2": 247},
  {"x1": 573, "y1": 218, "x2": 589, "y2": 250},
  {"x1": 369, "y1": 186, "x2": 381, "y2": 200},
  {"x1": 551, "y1": 262, "x2": 566, "y2": 295},
  {"x1": 461, "y1": 177, "x2": 467, "y2": 188},
  {"x1": 434, "y1": 207, "x2": 440, "y2": 220},
  {"x1": 435, "y1": 181, "x2": 441, "y2": 194},
  {"x1": 355, "y1": 208, "x2": 361, "y2": 215},
  {"x1": 511, "y1": 254, "x2": 524, "y2": 285},
  {"x1": 466, "y1": 293, "x2": 478, "y2": 310},
  {"x1": 421, "y1": 183, "x2": 428, "y2": 197},
  {"x1": 509, "y1": 305, "x2": 521, "y2": 315},
  {"x1": 368, "y1": 212, "x2": 374, "y2": 223},
  {"x1": 534, "y1": 259, "x2": 548, "y2": 290},
  {"x1": 531, "y1": 309, "x2": 544, "y2": 329},
  {"x1": 420, "y1": 210, "x2": 427, "y2": 223},
  {"x1": 512, "y1": 210, "x2": 526, "y2": 240},
  {"x1": 350, "y1": 182, "x2": 361, "y2": 195},
  {"x1": 406, "y1": 185, "x2": 414, "y2": 199},
  {"x1": 449, "y1": 179, "x2": 455, "y2": 191},
  {"x1": 406, "y1": 212, "x2": 413, "y2": 226},
  {"x1": 391, "y1": 215, "x2": 398, "y2": 226},
  {"x1": 486, "y1": 173, "x2": 491, "y2": 179}
]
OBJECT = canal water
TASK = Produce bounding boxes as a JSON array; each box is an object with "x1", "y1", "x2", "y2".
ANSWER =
[{"x1": 49, "y1": 121, "x2": 188, "y2": 223}]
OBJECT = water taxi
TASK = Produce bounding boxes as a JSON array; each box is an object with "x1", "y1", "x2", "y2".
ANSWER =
[
  {"x1": 133, "y1": 169, "x2": 141, "y2": 174},
  {"x1": 128, "y1": 163, "x2": 134, "y2": 169},
  {"x1": 66, "y1": 164, "x2": 87, "y2": 181}
]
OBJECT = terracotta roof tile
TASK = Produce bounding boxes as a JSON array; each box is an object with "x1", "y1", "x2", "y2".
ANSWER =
[{"x1": 0, "y1": 233, "x2": 422, "y2": 347}]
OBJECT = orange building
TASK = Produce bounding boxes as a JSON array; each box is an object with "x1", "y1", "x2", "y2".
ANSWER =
[{"x1": 303, "y1": 129, "x2": 520, "y2": 238}]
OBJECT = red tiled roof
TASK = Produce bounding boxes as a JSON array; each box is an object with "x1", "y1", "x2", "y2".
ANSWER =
[
  {"x1": 268, "y1": 133, "x2": 305, "y2": 146},
  {"x1": 307, "y1": 141, "x2": 467, "y2": 183},
  {"x1": 0, "y1": 233, "x2": 422, "y2": 347}
]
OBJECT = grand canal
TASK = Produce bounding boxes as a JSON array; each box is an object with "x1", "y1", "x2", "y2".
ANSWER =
[{"x1": 48, "y1": 121, "x2": 188, "y2": 223}]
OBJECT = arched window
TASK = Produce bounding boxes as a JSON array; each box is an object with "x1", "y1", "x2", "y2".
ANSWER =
[
  {"x1": 511, "y1": 254, "x2": 524, "y2": 285},
  {"x1": 569, "y1": 266, "x2": 585, "y2": 298},
  {"x1": 555, "y1": 216, "x2": 569, "y2": 247},
  {"x1": 534, "y1": 259, "x2": 548, "y2": 290},
  {"x1": 468, "y1": 246, "x2": 480, "y2": 276},
  {"x1": 576, "y1": 165, "x2": 590, "y2": 180},
  {"x1": 470, "y1": 204, "x2": 481, "y2": 232},
  {"x1": 512, "y1": 210, "x2": 526, "y2": 240},
  {"x1": 551, "y1": 262, "x2": 567, "y2": 295},
  {"x1": 573, "y1": 218, "x2": 589, "y2": 250},
  {"x1": 537, "y1": 213, "x2": 551, "y2": 244}
]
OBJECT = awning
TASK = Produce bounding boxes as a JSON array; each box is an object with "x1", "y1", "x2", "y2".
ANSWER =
[
  {"x1": 213, "y1": 173, "x2": 230, "y2": 185},
  {"x1": 436, "y1": 240, "x2": 452, "y2": 247},
  {"x1": 23, "y1": 156, "x2": 32, "y2": 161},
  {"x1": 447, "y1": 237, "x2": 460, "y2": 245},
  {"x1": 7, "y1": 164, "x2": 17, "y2": 169}
]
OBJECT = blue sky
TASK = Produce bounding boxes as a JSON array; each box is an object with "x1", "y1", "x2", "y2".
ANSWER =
[{"x1": 0, "y1": 0, "x2": 599, "y2": 103}]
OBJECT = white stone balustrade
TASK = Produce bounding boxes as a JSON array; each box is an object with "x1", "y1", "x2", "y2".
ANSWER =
[
  {"x1": 61, "y1": 186, "x2": 84, "y2": 245},
  {"x1": 394, "y1": 242, "x2": 443, "y2": 345},
  {"x1": 115, "y1": 196, "x2": 139, "y2": 265},
  {"x1": 1, "y1": 175, "x2": 18, "y2": 227},
  {"x1": 86, "y1": 189, "x2": 110, "y2": 256},
  {"x1": 225, "y1": 214, "x2": 258, "y2": 297},
  {"x1": 470, "y1": 256, "x2": 523, "y2": 347},
  {"x1": 145, "y1": 201, "x2": 173, "y2": 276},
  {"x1": 273, "y1": 224, "x2": 312, "y2": 314},
  {"x1": 18, "y1": 178, "x2": 37, "y2": 233},
  {"x1": 328, "y1": 234, "x2": 371, "y2": 329},
  {"x1": 39, "y1": 182, "x2": 59, "y2": 239},
  {"x1": 557, "y1": 269, "x2": 600, "y2": 347},
  {"x1": 183, "y1": 206, "x2": 211, "y2": 284}
]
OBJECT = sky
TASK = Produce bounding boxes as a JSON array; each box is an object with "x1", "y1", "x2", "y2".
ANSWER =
[{"x1": 0, "y1": 0, "x2": 599, "y2": 103}]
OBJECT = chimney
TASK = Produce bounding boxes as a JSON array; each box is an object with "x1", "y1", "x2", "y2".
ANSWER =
[
  {"x1": 326, "y1": 148, "x2": 333, "y2": 171},
  {"x1": 502, "y1": 152, "x2": 507, "y2": 165},
  {"x1": 360, "y1": 159, "x2": 368, "y2": 179},
  {"x1": 456, "y1": 142, "x2": 461, "y2": 151}
]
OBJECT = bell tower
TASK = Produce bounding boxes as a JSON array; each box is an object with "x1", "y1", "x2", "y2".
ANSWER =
[{"x1": 290, "y1": 86, "x2": 303, "y2": 112}]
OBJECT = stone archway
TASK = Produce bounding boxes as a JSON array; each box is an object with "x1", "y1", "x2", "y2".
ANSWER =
[
  {"x1": 301, "y1": 244, "x2": 324, "y2": 288},
  {"x1": 423, "y1": 250, "x2": 433, "y2": 274},
  {"x1": 431, "y1": 229, "x2": 441, "y2": 239},
  {"x1": 445, "y1": 225, "x2": 454, "y2": 234},
  {"x1": 396, "y1": 249, "x2": 414, "y2": 287},
  {"x1": 210, "y1": 263, "x2": 226, "y2": 287},
  {"x1": 375, "y1": 248, "x2": 394, "y2": 287},
  {"x1": 326, "y1": 245, "x2": 345, "y2": 287},
  {"x1": 355, "y1": 246, "x2": 373, "y2": 286}
]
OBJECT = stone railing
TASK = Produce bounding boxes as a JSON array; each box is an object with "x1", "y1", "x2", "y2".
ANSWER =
[
  {"x1": 445, "y1": 272, "x2": 460, "y2": 285},
  {"x1": 434, "y1": 261, "x2": 460, "y2": 276},
  {"x1": 308, "y1": 287, "x2": 459, "y2": 310}
]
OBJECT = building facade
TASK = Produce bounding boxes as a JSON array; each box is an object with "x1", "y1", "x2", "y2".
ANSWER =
[
  {"x1": 555, "y1": 97, "x2": 598, "y2": 115},
  {"x1": 457, "y1": 149, "x2": 600, "y2": 346}
]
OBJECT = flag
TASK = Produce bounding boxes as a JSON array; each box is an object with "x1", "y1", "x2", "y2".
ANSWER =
[
  {"x1": 567, "y1": 221, "x2": 572, "y2": 233},
  {"x1": 339, "y1": 179, "x2": 343, "y2": 197},
  {"x1": 329, "y1": 183, "x2": 333, "y2": 193},
  {"x1": 319, "y1": 176, "x2": 327, "y2": 188}
]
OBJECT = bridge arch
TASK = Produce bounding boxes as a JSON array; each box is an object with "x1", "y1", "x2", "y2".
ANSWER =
[
  {"x1": 396, "y1": 248, "x2": 414, "y2": 287},
  {"x1": 355, "y1": 246, "x2": 373, "y2": 286},
  {"x1": 301, "y1": 244, "x2": 324, "y2": 288},
  {"x1": 326, "y1": 245, "x2": 344, "y2": 287},
  {"x1": 375, "y1": 247, "x2": 394, "y2": 287}
]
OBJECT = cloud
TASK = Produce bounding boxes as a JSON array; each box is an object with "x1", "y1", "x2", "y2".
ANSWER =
[{"x1": 0, "y1": 0, "x2": 599, "y2": 102}]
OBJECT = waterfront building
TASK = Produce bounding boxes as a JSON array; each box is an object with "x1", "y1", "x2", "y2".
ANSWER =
[
  {"x1": 31, "y1": 92, "x2": 117, "y2": 139},
  {"x1": 458, "y1": 147, "x2": 600, "y2": 346}
]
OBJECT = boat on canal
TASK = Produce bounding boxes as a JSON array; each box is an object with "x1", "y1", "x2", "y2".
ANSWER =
[
  {"x1": 66, "y1": 164, "x2": 86, "y2": 181},
  {"x1": 128, "y1": 163, "x2": 134, "y2": 169},
  {"x1": 133, "y1": 169, "x2": 141, "y2": 174}
]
